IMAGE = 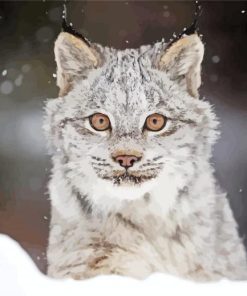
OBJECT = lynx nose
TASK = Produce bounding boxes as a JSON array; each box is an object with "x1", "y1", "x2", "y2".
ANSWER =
[{"x1": 114, "y1": 155, "x2": 141, "y2": 169}]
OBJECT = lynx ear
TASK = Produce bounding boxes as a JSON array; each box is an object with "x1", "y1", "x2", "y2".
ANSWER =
[
  {"x1": 54, "y1": 32, "x2": 99, "y2": 96},
  {"x1": 158, "y1": 34, "x2": 204, "y2": 98}
]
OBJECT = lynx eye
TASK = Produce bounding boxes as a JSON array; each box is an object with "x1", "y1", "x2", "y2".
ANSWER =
[
  {"x1": 89, "y1": 113, "x2": 111, "y2": 131},
  {"x1": 144, "y1": 113, "x2": 167, "y2": 132}
]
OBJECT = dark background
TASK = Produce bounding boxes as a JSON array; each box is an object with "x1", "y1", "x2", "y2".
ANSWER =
[{"x1": 0, "y1": 1, "x2": 246, "y2": 274}]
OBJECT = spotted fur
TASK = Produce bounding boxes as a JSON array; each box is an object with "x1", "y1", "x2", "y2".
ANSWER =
[{"x1": 44, "y1": 31, "x2": 247, "y2": 281}]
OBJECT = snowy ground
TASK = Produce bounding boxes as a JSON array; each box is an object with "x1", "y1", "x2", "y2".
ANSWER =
[{"x1": 0, "y1": 234, "x2": 247, "y2": 296}]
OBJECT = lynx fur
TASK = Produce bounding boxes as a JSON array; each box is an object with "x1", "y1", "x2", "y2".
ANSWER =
[{"x1": 44, "y1": 29, "x2": 247, "y2": 281}]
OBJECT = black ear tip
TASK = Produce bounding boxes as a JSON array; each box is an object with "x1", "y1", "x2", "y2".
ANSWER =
[
  {"x1": 61, "y1": 16, "x2": 68, "y2": 32},
  {"x1": 181, "y1": 1, "x2": 203, "y2": 36},
  {"x1": 166, "y1": 1, "x2": 203, "y2": 49},
  {"x1": 61, "y1": 4, "x2": 91, "y2": 47}
]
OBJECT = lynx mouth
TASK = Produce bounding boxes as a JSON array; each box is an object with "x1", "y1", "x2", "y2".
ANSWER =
[{"x1": 102, "y1": 171, "x2": 157, "y2": 186}]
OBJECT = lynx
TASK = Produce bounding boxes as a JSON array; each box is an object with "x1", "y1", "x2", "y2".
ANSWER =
[{"x1": 44, "y1": 20, "x2": 247, "y2": 281}]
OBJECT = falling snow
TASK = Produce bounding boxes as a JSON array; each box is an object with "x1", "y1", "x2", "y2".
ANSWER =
[
  {"x1": 36, "y1": 26, "x2": 54, "y2": 43},
  {"x1": 163, "y1": 11, "x2": 170, "y2": 18},
  {"x1": 15, "y1": 74, "x2": 23, "y2": 87},
  {"x1": 239, "y1": 189, "x2": 243, "y2": 193},
  {"x1": 22, "y1": 64, "x2": 31, "y2": 73},
  {"x1": 241, "y1": 10, "x2": 245, "y2": 14},
  {"x1": 163, "y1": 3, "x2": 170, "y2": 18},
  {"x1": 52, "y1": 73, "x2": 57, "y2": 78},
  {"x1": 0, "y1": 80, "x2": 14, "y2": 95},
  {"x1": 2, "y1": 69, "x2": 7, "y2": 76},
  {"x1": 44, "y1": 216, "x2": 48, "y2": 220},
  {"x1": 212, "y1": 55, "x2": 220, "y2": 63}
]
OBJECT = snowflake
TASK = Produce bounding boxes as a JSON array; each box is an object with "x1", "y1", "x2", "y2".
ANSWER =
[{"x1": 2, "y1": 69, "x2": 7, "y2": 76}]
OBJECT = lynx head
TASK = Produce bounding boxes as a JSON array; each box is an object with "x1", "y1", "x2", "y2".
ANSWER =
[{"x1": 44, "y1": 28, "x2": 218, "y2": 207}]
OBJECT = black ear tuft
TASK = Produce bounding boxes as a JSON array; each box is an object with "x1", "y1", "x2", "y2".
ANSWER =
[
  {"x1": 183, "y1": 1, "x2": 202, "y2": 35},
  {"x1": 167, "y1": 1, "x2": 203, "y2": 49},
  {"x1": 61, "y1": 4, "x2": 91, "y2": 47}
]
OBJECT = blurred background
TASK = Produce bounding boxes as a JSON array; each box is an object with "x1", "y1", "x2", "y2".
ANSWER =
[{"x1": 0, "y1": 0, "x2": 246, "y2": 274}]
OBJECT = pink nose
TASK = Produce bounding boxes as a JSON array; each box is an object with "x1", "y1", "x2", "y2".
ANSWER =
[{"x1": 114, "y1": 155, "x2": 141, "y2": 168}]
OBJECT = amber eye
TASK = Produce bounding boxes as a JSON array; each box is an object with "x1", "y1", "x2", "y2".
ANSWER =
[
  {"x1": 145, "y1": 113, "x2": 167, "y2": 132},
  {"x1": 89, "y1": 113, "x2": 111, "y2": 131}
]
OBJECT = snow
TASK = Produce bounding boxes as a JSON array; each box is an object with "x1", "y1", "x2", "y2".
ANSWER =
[
  {"x1": 212, "y1": 55, "x2": 220, "y2": 63},
  {"x1": 43, "y1": 216, "x2": 48, "y2": 220},
  {"x1": 0, "y1": 234, "x2": 247, "y2": 296},
  {"x1": 15, "y1": 74, "x2": 24, "y2": 87},
  {"x1": 241, "y1": 10, "x2": 245, "y2": 14},
  {"x1": 36, "y1": 26, "x2": 54, "y2": 43},
  {"x1": 22, "y1": 64, "x2": 31, "y2": 73},
  {"x1": 0, "y1": 80, "x2": 14, "y2": 95},
  {"x1": 163, "y1": 11, "x2": 170, "y2": 18},
  {"x1": 2, "y1": 69, "x2": 7, "y2": 76},
  {"x1": 53, "y1": 73, "x2": 57, "y2": 78}
]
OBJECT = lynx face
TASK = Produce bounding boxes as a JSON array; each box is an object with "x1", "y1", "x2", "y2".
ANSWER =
[{"x1": 45, "y1": 31, "x2": 218, "y2": 202}]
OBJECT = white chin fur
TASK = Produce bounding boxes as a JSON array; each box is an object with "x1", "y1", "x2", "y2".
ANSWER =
[{"x1": 91, "y1": 177, "x2": 159, "y2": 205}]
